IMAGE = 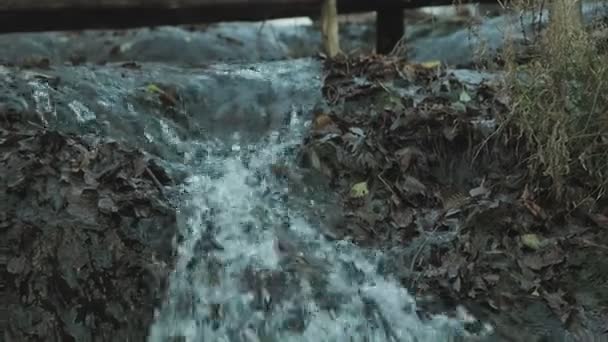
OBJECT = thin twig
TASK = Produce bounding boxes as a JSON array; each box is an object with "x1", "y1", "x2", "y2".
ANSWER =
[
  {"x1": 409, "y1": 221, "x2": 441, "y2": 289},
  {"x1": 576, "y1": 238, "x2": 608, "y2": 250},
  {"x1": 389, "y1": 34, "x2": 408, "y2": 57},
  {"x1": 377, "y1": 170, "x2": 398, "y2": 200},
  {"x1": 145, "y1": 166, "x2": 167, "y2": 200}
]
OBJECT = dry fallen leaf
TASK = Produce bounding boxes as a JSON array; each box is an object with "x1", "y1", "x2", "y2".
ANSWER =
[
  {"x1": 469, "y1": 183, "x2": 489, "y2": 197},
  {"x1": 146, "y1": 84, "x2": 163, "y2": 94},
  {"x1": 443, "y1": 191, "x2": 468, "y2": 210},
  {"x1": 521, "y1": 248, "x2": 565, "y2": 270},
  {"x1": 395, "y1": 147, "x2": 419, "y2": 171},
  {"x1": 146, "y1": 83, "x2": 178, "y2": 107},
  {"x1": 459, "y1": 89, "x2": 472, "y2": 103},
  {"x1": 453, "y1": 276, "x2": 462, "y2": 293},
  {"x1": 419, "y1": 60, "x2": 441, "y2": 69},
  {"x1": 542, "y1": 289, "x2": 571, "y2": 324},
  {"x1": 391, "y1": 208, "x2": 414, "y2": 228},
  {"x1": 313, "y1": 114, "x2": 334, "y2": 131},
  {"x1": 309, "y1": 149, "x2": 322, "y2": 171},
  {"x1": 589, "y1": 213, "x2": 608, "y2": 229},
  {"x1": 6, "y1": 256, "x2": 26, "y2": 274},
  {"x1": 350, "y1": 181, "x2": 369, "y2": 198},
  {"x1": 521, "y1": 185, "x2": 546, "y2": 219},
  {"x1": 400, "y1": 175, "x2": 427, "y2": 195},
  {"x1": 521, "y1": 234, "x2": 542, "y2": 250}
]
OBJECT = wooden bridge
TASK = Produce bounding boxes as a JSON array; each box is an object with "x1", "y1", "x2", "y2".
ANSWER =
[{"x1": 0, "y1": 0, "x2": 498, "y2": 53}]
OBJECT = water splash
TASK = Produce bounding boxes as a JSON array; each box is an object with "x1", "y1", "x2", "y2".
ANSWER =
[{"x1": 147, "y1": 111, "x2": 472, "y2": 342}]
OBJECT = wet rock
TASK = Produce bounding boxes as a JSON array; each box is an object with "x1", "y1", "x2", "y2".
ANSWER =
[
  {"x1": 1, "y1": 115, "x2": 177, "y2": 341},
  {"x1": 0, "y1": 59, "x2": 322, "y2": 164}
]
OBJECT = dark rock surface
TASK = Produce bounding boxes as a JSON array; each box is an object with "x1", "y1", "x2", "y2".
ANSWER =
[{"x1": 1, "y1": 115, "x2": 177, "y2": 341}]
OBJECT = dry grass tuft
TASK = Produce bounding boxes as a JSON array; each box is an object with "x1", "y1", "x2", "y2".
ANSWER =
[{"x1": 504, "y1": 0, "x2": 608, "y2": 202}]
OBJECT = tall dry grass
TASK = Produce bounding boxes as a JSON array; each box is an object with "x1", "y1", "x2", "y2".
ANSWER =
[{"x1": 504, "y1": 0, "x2": 608, "y2": 204}]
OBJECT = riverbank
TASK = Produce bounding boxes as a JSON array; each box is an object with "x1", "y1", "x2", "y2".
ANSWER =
[
  {"x1": 298, "y1": 54, "x2": 608, "y2": 341},
  {"x1": 2, "y1": 115, "x2": 177, "y2": 340}
]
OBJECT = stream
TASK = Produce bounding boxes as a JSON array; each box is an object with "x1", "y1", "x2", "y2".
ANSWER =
[
  {"x1": 1, "y1": 57, "x2": 486, "y2": 340},
  {"x1": 146, "y1": 99, "x2": 469, "y2": 341},
  {"x1": 118, "y1": 60, "x2": 480, "y2": 341},
  {"x1": 4, "y1": 4, "x2": 607, "y2": 341}
]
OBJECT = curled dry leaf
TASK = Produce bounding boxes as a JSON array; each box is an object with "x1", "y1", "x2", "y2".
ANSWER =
[
  {"x1": 391, "y1": 208, "x2": 414, "y2": 228},
  {"x1": 313, "y1": 114, "x2": 334, "y2": 131},
  {"x1": 520, "y1": 234, "x2": 543, "y2": 250},
  {"x1": 521, "y1": 247, "x2": 565, "y2": 271},
  {"x1": 453, "y1": 276, "x2": 462, "y2": 293},
  {"x1": 589, "y1": 213, "x2": 608, "y2": 229},
  {"x1": 521, "y1": 186, "x2": 546, "y2": 219},
  {"x1": 541, "y1": 289, "x2": 571, "y2": 324},
  {"x1": 469, "y1": 182, "x2": 489, "y2": 198},
  {"x1": 459, "y1": 89, "x2": 472, "y2": 103},
  {"x1": 400, "y1": 175, "x2": 427, "y2": 196},
  {"x1": 349, "y1": 127, "x2": 365, "y2": 136},
  {"x1": 419, "y1": 60, "x2": 441, "y2": 69},
  {"x1": 395, "y1": 147, "x2": 420, "y2": 171},
  {"x1": 309, "y1": 149, "x2": 322, "y2": 171},
  {"x1": 7, "y1": 256, "x2": 26, "y2": 274},
  {"x1": 350, "y1": 181, "x2": 369, "y2": 198},
  {"x1": 98, "y1": 196, "x2": 118, "y2": 214},
  {"x1": 146, "y1": 83, "x2": 178, "y2": 108}
]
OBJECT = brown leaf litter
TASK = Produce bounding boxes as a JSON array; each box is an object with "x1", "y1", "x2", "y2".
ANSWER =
[
  {"x1": 1, "y1": 113, "x2": 177, "y2": 341},
  {"x1": 299, "y1": 54, "x2": 608, "y2": 340}
]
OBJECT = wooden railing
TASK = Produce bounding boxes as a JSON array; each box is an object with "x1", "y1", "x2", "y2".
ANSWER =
[{"x1": 0, "y1": 0, "x2": 498, "y2": 53}]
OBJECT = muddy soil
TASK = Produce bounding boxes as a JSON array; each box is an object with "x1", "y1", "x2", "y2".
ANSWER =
[{"x1": 301, "y1": 55, "x2": 608, "y2": 341}]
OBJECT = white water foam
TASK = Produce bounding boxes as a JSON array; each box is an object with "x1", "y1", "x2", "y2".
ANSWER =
[{"x1": 147, "y1": 111, "x2": 471, "y2": 342}]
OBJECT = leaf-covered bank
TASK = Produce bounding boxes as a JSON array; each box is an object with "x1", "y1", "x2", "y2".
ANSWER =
[
  {"x1": 297, "y1": 55, "x2": 608, "y2": 341},
  {"x1": 2, "y1": 114, "x2": 177, "y2": 341}
]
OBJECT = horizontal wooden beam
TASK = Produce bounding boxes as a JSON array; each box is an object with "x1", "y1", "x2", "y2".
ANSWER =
[
  {"x1": 1, "y1": 0, "x2": 317, "y2": 11},
  {"x1": 0, "y1": 0, "x2": 498, "y2": 33},
  {"x1": 1, "y1": 0, "x2": 495, "y2": 11},
  {"x1": 0, "y1": 3, "x2": 318, "y2": 33}
]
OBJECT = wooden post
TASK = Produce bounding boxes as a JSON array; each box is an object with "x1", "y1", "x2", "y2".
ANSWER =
[
  {"x1": 0, "y1": 0, "x2": 503, "y2": 34},
  {"x1": 376, "y1": 7, "x2": 404, "y2": 55},
  {"x1": 321, "y1": 0, "x2": 340, "y2": 58}
]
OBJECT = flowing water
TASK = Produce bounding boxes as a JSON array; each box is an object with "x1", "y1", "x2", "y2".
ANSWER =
[
  {"x1": 132, "y1": 63, "x2": 482, "y2": 341},
  {"x1": 146, "y1": 110, "x2": 477, "y2": 342},
  {"x1": 1, "y1": 55, "x2": 487, "y2": 341},
  {"x1": 4, "y1": 4, "x2": 608, "y2": 339}
]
